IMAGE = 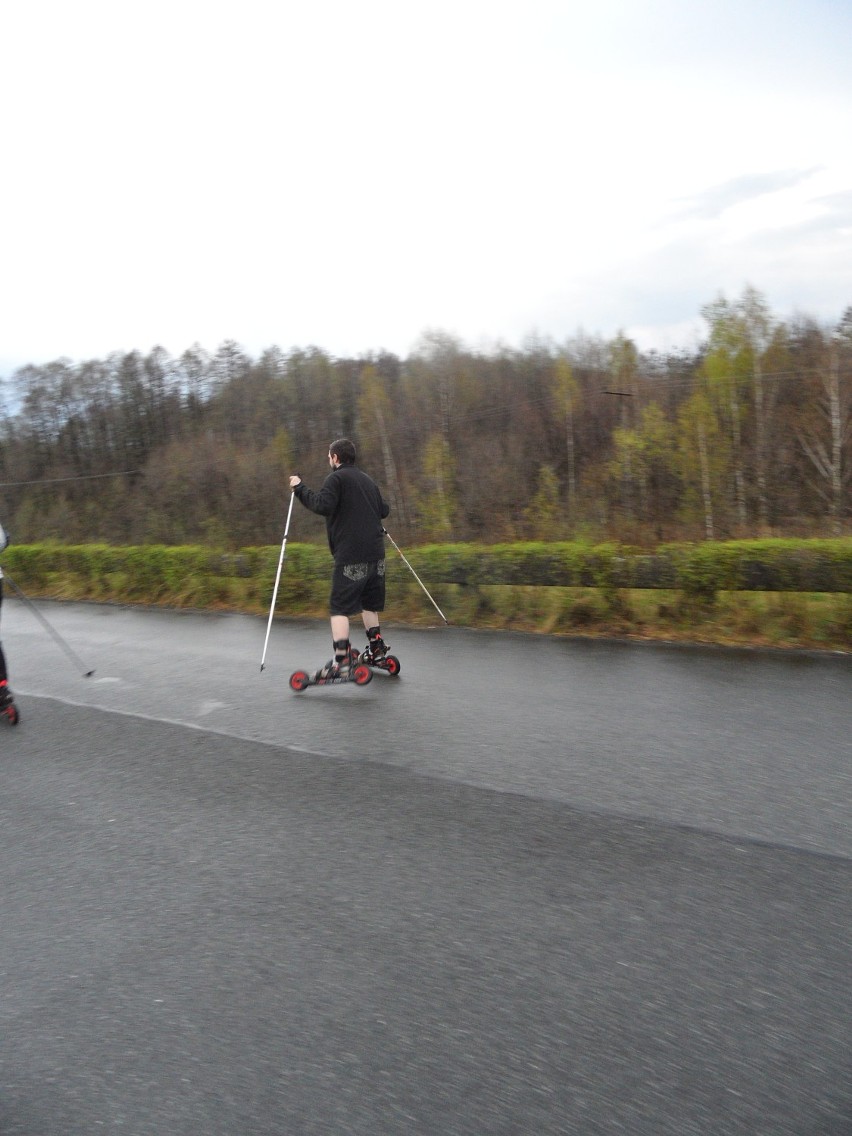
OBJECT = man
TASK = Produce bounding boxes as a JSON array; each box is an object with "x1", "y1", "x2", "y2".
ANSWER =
[
  {"x1": 0, "y1": 520, "x2": 18, "y2": 722},
  {"x1": 289, "y1": 438, "x2": 390, "y2": 680}
]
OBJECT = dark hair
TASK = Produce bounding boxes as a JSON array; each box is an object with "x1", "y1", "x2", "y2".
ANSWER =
[{"x1": 329, "y1": 438, "x2": 356, "y2": 465}]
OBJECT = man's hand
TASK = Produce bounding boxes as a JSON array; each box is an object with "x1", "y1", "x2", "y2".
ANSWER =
[{"x1": 289, "y1": 475, "x2": 302, "y2": 489}]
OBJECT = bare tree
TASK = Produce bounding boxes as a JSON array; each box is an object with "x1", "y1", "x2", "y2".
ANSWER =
[{"x1": 797, "y1": 316, "x2": 851, "y2": 535}]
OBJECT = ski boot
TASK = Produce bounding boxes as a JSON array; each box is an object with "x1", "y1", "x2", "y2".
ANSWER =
[
  {"x1": 289, "y1": 639, "x2": 372, "y2": 693},
  {"x1": 0, "y1": 680, "x2": 20, "y2": 725},
  {"x1": 358, "y1": 629, "x2": 401, "y2": 677}
]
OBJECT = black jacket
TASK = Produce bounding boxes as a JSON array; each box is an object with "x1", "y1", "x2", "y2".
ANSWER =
[{"x1": 294, "y1": 465, "x2": 389, "y2": 564}]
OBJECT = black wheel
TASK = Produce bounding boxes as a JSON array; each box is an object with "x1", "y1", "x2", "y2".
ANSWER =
[
  {"x1": 289, "y1": 670, "x2": 309, "y2": 692},
  {"x1": 384, "y1": 655, "x2": 401, "y2": 676},
  {"x1": 353, "y1": 664, "x2": 373, "y2": 686}
]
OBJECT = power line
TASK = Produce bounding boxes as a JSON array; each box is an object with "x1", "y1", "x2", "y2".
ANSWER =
[{"x1": 0, "y1": 469, "x2": 141, "y2": 488}]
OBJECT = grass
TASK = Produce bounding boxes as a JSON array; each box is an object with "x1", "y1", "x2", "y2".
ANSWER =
[
  {"x1": 390, "y1": 584, "x2": 852, "y2": 652},
  {"x1": 11, "y1": 570, "x2": 852, "y2": 653}
]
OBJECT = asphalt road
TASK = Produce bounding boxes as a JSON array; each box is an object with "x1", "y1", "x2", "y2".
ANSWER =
[{"x1": 1, "y1": 600, "x2": 851, "y2": 1135}]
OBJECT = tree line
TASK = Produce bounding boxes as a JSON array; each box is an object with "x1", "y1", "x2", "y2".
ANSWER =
[{"x1": 0, "y1": 286, "x2": 849, "y2": 549}]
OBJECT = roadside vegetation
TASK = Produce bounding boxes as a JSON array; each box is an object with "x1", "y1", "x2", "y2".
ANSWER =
[
  {"x1": 1, "y1": 286, "x2": 849, "y2": 651},
  {"x1": 4, "y1": 539, "x2": 850, "y2": 653}
]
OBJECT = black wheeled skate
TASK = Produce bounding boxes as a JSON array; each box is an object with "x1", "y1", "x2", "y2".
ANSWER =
[
  {"x1": 0, "y1": 681, "x2": 20, "y2": 726},
  {"x1": 355, "y1": 634, "x2": 401, "y2": 678},
  {"x1": 289, "y1": 655, "x2": 373, "y2": 693}
]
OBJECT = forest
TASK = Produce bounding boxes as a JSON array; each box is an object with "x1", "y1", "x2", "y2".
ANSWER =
[{"x1": 1, "y1": 286, "x2": 849, "y2": 551}]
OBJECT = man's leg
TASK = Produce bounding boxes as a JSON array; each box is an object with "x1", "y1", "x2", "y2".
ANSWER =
[
  {"x1": 360, "y1": 561, "x2": 388, "y2": 660},
  {"x1": 361, "y1": 610, "x2": 387, "y2": 660},
  {"x1": 360, "y1": 610, "x2": 379, "y2": 633},
  {"x1": 331, "y1": 614, "x2": 351, "y2": 644},
  {"x1": 330, "y1": 614, "x2": 353, "y2": 667},
  {"x1": 318, "y1": 563, "x2": 356, "y2": 677},
  {"x1": 313, "y1": 615, "x2": 353, "y2": 680},
  {"x1": 0, "y1": 580, "x2": 10, "y2": 702}
]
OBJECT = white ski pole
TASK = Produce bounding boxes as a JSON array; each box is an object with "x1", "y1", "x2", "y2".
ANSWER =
[
  {"x1": 383, "y1": 528, "x2": 449, "y2": 623},
  {"x1": 260, "y1": 491, "x2": 296, "y2": 671}
]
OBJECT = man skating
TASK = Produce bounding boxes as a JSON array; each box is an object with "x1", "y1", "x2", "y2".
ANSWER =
[
  {"x1": 0, "y1": 520, "x2": 19, "y2": 723},
  {"x1": 289, "y1": 438, "x2": 390, "y2": 681}
]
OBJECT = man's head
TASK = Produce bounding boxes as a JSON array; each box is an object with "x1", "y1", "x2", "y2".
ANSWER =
[{"x1": 328, "y1": 438, "x2": 356, "y2": 468}]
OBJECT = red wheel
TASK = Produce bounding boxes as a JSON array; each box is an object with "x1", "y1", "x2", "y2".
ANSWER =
[
  {"x1": 384, "y1": 655, "x2": 401, "y2": 676},
  {"x1": 4, "y1": 704, "x2": 19, "y2": 725},
  {"x1": 289, "y1": 670, "x2": 309, "y2": 692},
  {"x1": 353, "y1": 664, "x2": 373, "y2": 686}
]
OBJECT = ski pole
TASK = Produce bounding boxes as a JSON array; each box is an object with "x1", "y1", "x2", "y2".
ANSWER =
[
  {"x1": 3, "y1": 573, "x2": 95, "y2": 677},
  {"x1": 260, "y1": 491, "x2": 296, "y2": 671},
  {"x1": 383, "y1": 528, "x2": 449, "y2": 623}
]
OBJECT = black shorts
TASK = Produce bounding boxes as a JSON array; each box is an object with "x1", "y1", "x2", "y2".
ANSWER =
[{"x1": 329, "y1": 560, "x2": 386, "y2": 616}]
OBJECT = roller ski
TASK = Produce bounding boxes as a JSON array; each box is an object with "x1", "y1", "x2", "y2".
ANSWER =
[
  {"x1": 354, "y1": 630, "x2": 401, "y2": 677},
  {"x1": 0, "y1": 680, "x2": 20, "y2": 726},
  {"x1": 289, "y1": 640, "x2": 372, "y2": 693}
]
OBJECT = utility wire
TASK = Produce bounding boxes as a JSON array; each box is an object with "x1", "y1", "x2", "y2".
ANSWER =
[{"x1": 0, "y1": 469, "x2": 141, "y2": 488}]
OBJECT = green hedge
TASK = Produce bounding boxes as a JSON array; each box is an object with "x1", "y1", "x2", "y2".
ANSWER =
[
  {"x1": 2, "y1": 538, "x2": 850, "y2": 606},
  {"x1": 378, "y1": 539, "x2": 852, "y2": 594}
]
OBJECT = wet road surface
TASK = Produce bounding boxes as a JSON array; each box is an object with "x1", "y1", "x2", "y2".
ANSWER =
[{"x1": 1, "y1": 601, "x2": 851, "y2": 1134}]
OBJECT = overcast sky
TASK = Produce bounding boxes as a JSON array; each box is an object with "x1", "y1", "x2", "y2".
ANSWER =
[{"x1": 2, "y1": 0, "x2": 851, "y2": 374}]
